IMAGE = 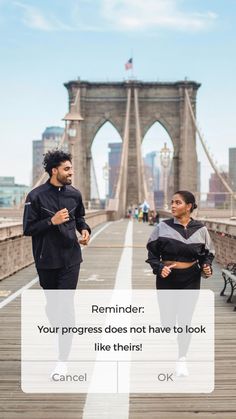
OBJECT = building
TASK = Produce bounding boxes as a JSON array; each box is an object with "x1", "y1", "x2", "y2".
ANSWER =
[
  {"x1": 0, "y1": 177, "x2": 29, "y2": 207},
  {"x1": 229, "y1": 148, "x2": 236, "y2": 191},
  {"x1": 154, "y1": 190, "x2": 164, "y2": 209},
  {"x1": 108, "y1": 142, "x2": 122, "y2": 198},
  {"x1": 144, "y1": 150, "x2": 174, "y2": 208},
  {"x1": 208, "y1": 169, "x2": 230, "y2": 208},
  {"x1": 144, "y1": 151, "x2": 161, "y2": 193},
  {"x1": 32, "y1": 126, "x2": 67, "y2": 186}
]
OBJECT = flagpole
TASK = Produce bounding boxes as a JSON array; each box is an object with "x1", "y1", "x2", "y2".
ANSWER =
[
  {"x1": 124, "y1": 56, "x2": 134, "y2": 79},
  {"x1": 131, "y1": 49, "x2": 134, "y2": 78}
]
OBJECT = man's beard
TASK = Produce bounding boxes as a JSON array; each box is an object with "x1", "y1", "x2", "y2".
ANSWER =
[{"x1": 57, "y1": 174, "x2": 72, "y2": 185}]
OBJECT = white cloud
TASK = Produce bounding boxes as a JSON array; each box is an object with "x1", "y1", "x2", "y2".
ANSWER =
[
  {"x1": 100, "y1": 0, "x2": 217, "y2": 32},
  {"x1": 13, "y1": 0, "x2": 218, "y2": 33},
  {"x1": 14, "y1": 1, "x2": 72, "y2": 31}
]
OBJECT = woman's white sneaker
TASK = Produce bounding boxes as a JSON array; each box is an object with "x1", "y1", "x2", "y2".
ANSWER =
[
  {"x1": 50, "y1": 362, "x2": 68, "y2": 380},
  {"x1": 175, "y1": 356, "x2": 189, "y2": 377}
]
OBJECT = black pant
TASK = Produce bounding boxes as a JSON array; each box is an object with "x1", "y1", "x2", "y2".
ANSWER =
[
  {"x1": 156, "y1": 263, "x2": 201, "y2": 358},
  {"x1": 156, "y1": 263, "x2": 201, "y2": 290},
  {"x1": 37, "y1": 264, "x2": 80, "y2": 361},
  {"x1": 37, "y1": 264, "x2": 80, "y2": 289},
  {"x1": 143, "y1": 212, "x2": 148, "y2": 222}
]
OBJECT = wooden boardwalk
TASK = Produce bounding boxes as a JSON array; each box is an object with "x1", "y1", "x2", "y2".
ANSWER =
[{"x1": 0, "y1": 219, "x2": 236, "y2": 419}]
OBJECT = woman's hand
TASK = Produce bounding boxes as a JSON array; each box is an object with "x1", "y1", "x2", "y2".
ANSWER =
[
  {"x1": 161, "y1": 263, "x2": 176, "y2": 278},
  {"x1": 202, "y1": 264, "x2": 212, "y2": 278}
]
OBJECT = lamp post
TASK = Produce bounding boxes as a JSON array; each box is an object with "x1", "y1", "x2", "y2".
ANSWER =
[
  {"x1": 160, "y1": 142, "x2": 171, "y2": 210},
  {"x1": 148, "y1": 176, "x2": 154, "y2": 192},
  {"x1": 103, "y1": 162, "x2": 109, "y2": 207},
  {"x1": 62, "y1": 107, "x2": 84, "y2": 188}
]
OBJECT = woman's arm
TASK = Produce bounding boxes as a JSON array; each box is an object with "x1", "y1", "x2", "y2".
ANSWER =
[
  {"x1": 201, "y1": 227, "x2": 215, "y2": 265},
  {"x1": 146, "y1": 225, "x2": 164, "y2": 276},
  {"x1": 199, "y1": 227, "x2": 215, "y2": 276}
]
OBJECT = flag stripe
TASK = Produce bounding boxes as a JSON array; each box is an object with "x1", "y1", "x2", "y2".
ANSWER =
[{"x1": 125, "y1": 58, "x2": 133, "y2": 70}]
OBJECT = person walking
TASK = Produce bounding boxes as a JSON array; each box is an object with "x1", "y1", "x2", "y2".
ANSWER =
[
  {"x1": 155, "y1": 210, "x2": 160, "y2": 224},
  {"x1": 134, "y1": 207, "x2": 139, "y2": 220},
  {"x1": 146, "y1": 190, "x2": 215, "y2": 376},
  {"x1": 141, "y1": 200, "x2": 150, "y2": 223}
]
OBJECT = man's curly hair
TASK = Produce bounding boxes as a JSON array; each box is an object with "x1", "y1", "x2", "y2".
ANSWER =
[{"x1": 43, "y1": 149, "x2": 72, "y2": 177}]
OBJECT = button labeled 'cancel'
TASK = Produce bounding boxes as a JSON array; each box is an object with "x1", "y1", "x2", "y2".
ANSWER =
[{"x1": 52, "y1": 372, "x2": 87, "y2": 382}]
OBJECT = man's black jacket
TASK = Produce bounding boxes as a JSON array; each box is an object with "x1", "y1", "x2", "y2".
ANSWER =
[{"x1": 23, "y1": 180, "x2": 91, "y2": 269}]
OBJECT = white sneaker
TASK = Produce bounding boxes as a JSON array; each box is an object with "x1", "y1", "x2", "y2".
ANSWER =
[
  {"x1": 175, "y1": 357, "x2": 189, "y2": 377},
  {"x1": 50, "y1": 362, "x2": 68, "y2": 380}
]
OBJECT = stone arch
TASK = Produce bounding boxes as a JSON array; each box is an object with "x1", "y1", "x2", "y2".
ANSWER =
[
  {"x1": 142, "y1": 117, "x2": 178, "y2": 155},
  {"x1": 142, "y1": 120, "x2": 175, "y2": 207},
  {"x1": 89, "y1": 118, "x2": 123, "y2": 150},
  {"x1": 90, "y1": 120, "x2": 123, "y2": 200}
]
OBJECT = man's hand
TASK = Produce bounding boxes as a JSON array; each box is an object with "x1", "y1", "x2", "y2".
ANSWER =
[
  {"x1": 161, "y1": 263, "x2": 176, "y2": 278},
  {"x1": 51, "y1": 208, "x2": 69, "y2": 225},
  {"x1": 202, "y1": 264, "x2": 212, "y2": 278},
  {"x1": 79, "y1": 229, "x2": 90, "y2": 245}
]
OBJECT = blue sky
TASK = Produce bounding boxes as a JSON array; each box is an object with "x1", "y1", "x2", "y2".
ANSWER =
[{"x1": 0, "y1": 0, "x2": 236, "y2": 197}]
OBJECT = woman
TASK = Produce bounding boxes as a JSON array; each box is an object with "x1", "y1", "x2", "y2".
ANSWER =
[
  {"x1": 146, "y1": 190, "x2": 215, "y2": 289},
  {"x1": 146, "y1": 190, "x2": 215, "y2": 376}
]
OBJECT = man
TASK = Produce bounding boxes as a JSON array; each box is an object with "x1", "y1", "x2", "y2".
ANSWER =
[
  {"x1": 23, "y1": 149, "x2": 91, "y2": 289},
  {"x1": 140, "y1": 200, "x2": 150, "y2": 223},
  {"x1": 23, "y1": 150, "x2": 91, "y2": 377}
]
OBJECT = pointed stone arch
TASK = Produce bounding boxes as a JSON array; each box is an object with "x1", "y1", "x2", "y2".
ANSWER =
[
  {"x1": 142, "y1": 120, "x2": 175, "y2": 208},
  {"x1": 90, "y1": 120, "x2": 122, "y2": 200},
  {"x1": 90, "y1": 118, "x2": 123, "y2": 150}
]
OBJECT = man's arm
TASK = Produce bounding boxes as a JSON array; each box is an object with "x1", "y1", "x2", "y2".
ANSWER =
[
  {"x1": 23, "y1": 195, "x2": 53, "y2": 236},
  {"x1": 75, "y1": 195, "x2": 91, "y2": 235}
]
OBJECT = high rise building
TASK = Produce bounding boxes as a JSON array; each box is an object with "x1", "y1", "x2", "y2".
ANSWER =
[
  {"x1": 144, "y1": 151, "x2": 161, "y2": 192},
  {"x1": 32, "y1": 140, "x2": 43, "y2": 186},
  {"x1": 32, "y1": 126, "x2": 67, "y2": 186},
  {"x1": 144, "y1": 150, "x2": 174, "y2": 208},
  {"x1": 108, "y1": 142, "x2": 122, "y2": 198},
  {"x1": 229, "y1": 147, "x2": 236, "y2": 191},
  {"x1": 208, "y1": 169, "x2": 229, "y2": 208}
]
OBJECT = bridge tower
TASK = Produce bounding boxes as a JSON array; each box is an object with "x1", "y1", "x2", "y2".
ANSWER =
[{"x1": 64, "y1": 80, "x2": 200, "y2": 214}]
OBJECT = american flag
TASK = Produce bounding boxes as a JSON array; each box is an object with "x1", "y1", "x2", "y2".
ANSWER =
[{"x1": 125, "y1": 58, "x2": 133, "y2": 70}]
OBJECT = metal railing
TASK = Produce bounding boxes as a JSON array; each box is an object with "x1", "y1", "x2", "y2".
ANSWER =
[{"x1": 155, "y1": 192, "x2": 236, "y2": 219}]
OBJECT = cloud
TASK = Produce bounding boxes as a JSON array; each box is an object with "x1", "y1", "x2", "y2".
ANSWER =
[
  {"x1": 100, "y1": 0, "x2": 217, "y2": 32},
  {"x1": 14, "y1": 1, "x2": 72, "y2": 31},
  {"x1": 13, "y1": 0, "x2": 218, "y2": 33}
]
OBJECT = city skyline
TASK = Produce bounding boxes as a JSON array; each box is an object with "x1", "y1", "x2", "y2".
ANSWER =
[{"x1": 0, "y1": 0, "x2": 235, "y2": 196}]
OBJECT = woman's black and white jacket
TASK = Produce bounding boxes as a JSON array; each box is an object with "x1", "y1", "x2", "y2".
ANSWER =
[{"x1": 146, "y1": 217, "x2": 215, "y2": 277}]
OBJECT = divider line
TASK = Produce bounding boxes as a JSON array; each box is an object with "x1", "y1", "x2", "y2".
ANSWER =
[
  {"x1": 0, "y1": 277, "x2": 40, "y2": 310},
  {"x1": 82, "y1": 220, "x2": 133, "y2": 418}
]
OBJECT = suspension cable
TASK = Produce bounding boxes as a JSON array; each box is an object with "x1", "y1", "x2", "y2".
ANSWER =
[
  {"x1": 134, "y1": 88, "x2": 150, "y2": 204},
  {"x1": 185, "y1": 89, "x2": 236, "y2": 199},
  {"x1": 107, "y1": 87, "x2": 131, "y2": 213}
]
